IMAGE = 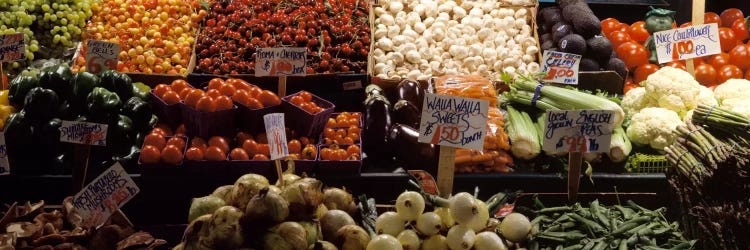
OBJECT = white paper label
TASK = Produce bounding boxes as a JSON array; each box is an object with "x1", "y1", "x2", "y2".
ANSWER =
[
  {"x1": 542, "y1": 110, "x2": 615, "y2": 153},
  {"x1": 541, "y1": 50, "x2": 582, "y2": 85},
  {"x1": 264, "y1": 113, "x2": 289, "y2": 160},
  {"x1": 255, "y1": 47, "x2": 307, "y2": 76},
  {"x1": 418, "y1": 93, "x2": 489, "y2": 151},
  {"x1": 654, "y1": 23, "x2": 721, "y2": 64},
  {"x1": 0, "y1": 33, "x2": 25, "y2": 62},
  {"x1": 59, "y1": 121, "x2": 108, "y2": 146},
  {"x1": 85, "y1": 40, "x2": 120, "y2": 74},
  {"x1": 72, "y1": 163, "x2": 140, "y2": 228}
]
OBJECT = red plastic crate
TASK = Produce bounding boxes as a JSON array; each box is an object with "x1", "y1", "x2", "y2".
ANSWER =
[
  {"x1": 180, "y1": 103, "x2": 237, "y2": 138},
  {"x1": 281, "y1": 91, "x2": 335, "y2": 138},
  {"x1": 149, "y1": 91, "x2": 182, "y2": 127}
]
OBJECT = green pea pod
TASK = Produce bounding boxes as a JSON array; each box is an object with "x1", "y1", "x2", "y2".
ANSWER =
[
  {"x1": 539, "y1": 231, "x2": 586, "y2": 241},
  {"x1": 591, "y1": 240, "x2": 607, "y2": 250},
  {"x1": 589, "y1": 200, "x2": 610, "y2": 229},
  {"x1": 23, "y1": 87, "x2": 59, "y2": 124},
  {"x1": 38, "y1": 64, "x2": 73, "y2": 99},
  {"x1": 670, "y1": 240, "x2": 696, "y2": 250},
  {"x1": 562, "y1": 244, "x2": 584, "y2": 250},
  {"x1": 611, "y1": 216, "x2": 650, "y2": 236},
  {"x1": 132, "y1": 82, "x2": 151, "y2": 100},
  {"x1": 581, "y1": 240, "x2": 596, "y2": 250},
  {"x1": 568, "y1": 213, "x2": 605, "y2": 233},
  {"x1": 618, "y1": 239, "x2": 628, "y2": 250},
  {"x1": 543, "y1": 222, "x2": 576, "y2": 232},
  {"x1": 100, "y1": 70, "x2": 133, "y2": 101},
  {"x1": 538, "y1": 206, "x2": 572, "y2": 214},
  {"x1": 86, "y1": 87, "x2": 122, "y2": 121},
  {"x1": 8, "y1": 75, "x2": 39, "y2": 107}
]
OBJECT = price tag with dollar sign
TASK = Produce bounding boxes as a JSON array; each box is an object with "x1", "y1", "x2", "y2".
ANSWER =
[{"x1": 85, "y1": 40, "x2": 120, "y2": 74}]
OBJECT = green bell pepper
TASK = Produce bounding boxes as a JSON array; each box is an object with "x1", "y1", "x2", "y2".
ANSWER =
[
  {"x1": 23, "y1": 87, "x2": 59, "y2": 124},
  {"x1": 86, "y1": 87, "x2": 122, "y2": 122},
  {"x1": 38, "y1": 118, "x2": 62, "y2": 155},
  {"x1": 5, "y1": 111, "x2": 33, "y2": 152},
  {"x1": 39, "y1": 64, "x2": 73, "y2": 100},
  {"x1": 71, "y1": 72, "x2": 101, "y2": 103},
  {"x1": 100, "y1": 70, "x2": 134, "y2": 101},
  {"x1": 122, "y1": 97, "x2": 153, "y2": 130},
  {"x1": 132, "y1": 82, "x2": 151, "y2": 101},
  {"x1": 8, "y1": 75, "x2": 40, "y2": 107},
  {"x1": 112, "y1": 145, "x2": 141, "y2": 166},
  {"x1": 108, "y1": 114, "x2": 134, "y2": 155}
]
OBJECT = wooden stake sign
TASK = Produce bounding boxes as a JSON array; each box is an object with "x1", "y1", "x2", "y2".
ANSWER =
[
  {"x1": 264, "y1": 113, "x2": 289, "y2": 186},
  {"x1": 542, "y1": 110, "x2": 615, "y2": 201},
  {"x1": 687, "y1": 0, "x2": 706, "y2": 76},
  {"x1": 254, "y1": 47, "x2": 307, "y2": 97},
  {"x1": 418, "y1": 93, "x2": 489, "y2": 197},
  {"x1": 71, "y1": 162, "x2": 139, "y2": 228},
  {"x1": 59, "y1": 120, "x2": 109, "y2": 191}
]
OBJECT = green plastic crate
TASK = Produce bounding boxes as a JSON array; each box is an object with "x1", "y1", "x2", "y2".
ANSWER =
[{"x1": 626, "y1": 153, "x2": 671, "y2": 173}]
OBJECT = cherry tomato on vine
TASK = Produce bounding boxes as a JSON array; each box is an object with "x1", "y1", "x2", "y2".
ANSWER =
[
  {"x1": 601, "y1": 18, "x2": 621, "y2": 38},
  {"x1": 709, "y1": 53, "x2": 731, "y2": 69},
  {"x1": 705, "y1": 12, "x2": 722, "y2": 26},
  {"x1": 609, "y1": 30, "x2": 633, "y2": 49},
  {"x1": 633, "y1": 64, "x2": 659, "y2": 84},
  {"x1": 731, "y1": 19, "x2": 749, "y2": 42},
  {"x1": 729, "y1": 44, "x2": 750, "y2": 70}
]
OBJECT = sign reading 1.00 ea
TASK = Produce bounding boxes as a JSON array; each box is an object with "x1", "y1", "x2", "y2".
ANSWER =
[
  {"x1": 542, "y1": 110, "x2": 615, "y2": 153},
  {"x1": 0, "y1": 33, "x2": 25, "y2": 62},
  {"x1": 541, "y1": 50, "x2": 582, "y2": 85},
  {"x1": 255, "y1": 47, "x2": 307, "y2": 76},
  {"x1": 418, "y1": 93, "x2": 489, "y2": 151},
  {"x1": 86, "y1": 40, "x2": 120, "y2": 74},
  {"x1": 654, "y1": 23, "x2": 721, "y2": 64}
]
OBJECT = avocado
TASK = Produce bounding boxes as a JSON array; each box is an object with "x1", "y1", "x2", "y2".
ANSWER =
[
  {"x1": 586, "y1": 36, "x2": 613, "y2": 62},
  {"x1": 580, "y1": 58, "x2": 600, "y2": 71},
  {"x1": 541, "y1": 40, "x2": 555, "y2": 51},
  {"x1": 562, "y1": 3, "x2": 594, "y2": 23},
  {"x1": 542, "y1": 8, "x2": 563, "y2": 29},
  {"x1": 552, "y1": 22, "x2": 573, "y2": 43},
  {"x1": 558, "y1": 34, "x2": 587, "y2": 55},
  {"x1": 572, "y1": 14, "x2": 603, "y2": 39},
  {"x1": 541, "y1": 33, "x2": 552, "y2": 43},
  {"x1": 606, "y1": 58, "x2": 628, "y2": 78},
  {"x1": 556, "y1": 0, "x2": 584, "y2": 8}
]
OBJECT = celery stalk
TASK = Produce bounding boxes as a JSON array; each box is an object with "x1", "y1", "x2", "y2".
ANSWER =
[
  {"x1": 506, "y1": 105, "x2": 541, "y2": 160},
  {"x1": 608, "y1": 126, "x2": 632, "y2": 163}
]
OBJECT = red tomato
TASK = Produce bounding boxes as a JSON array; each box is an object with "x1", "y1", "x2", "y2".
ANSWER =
[
  {"x1": 719, "y1": 27, "x2": 738, "y2": 52},
  {"x1": 664, "y1": 61, "x2": 687, "y2": 71},
  {"x1": 624, "y1": 83, "x2": 640, "y2": 94},
  {"x1": 709, "y1": 53, "x2": 731, "y2": 69},
  {"x1": 720, "y1": 8, "x2": 744, "y2": 28},
  {"x1": 609, "y1": 30, "x2": 633, "y2": 49},
  {"x1": 718, "y1": 64, "x2": 744, "y2": 83},
  {"x1": 729, "y1": 44, "x2": 750, "y2": 70},
  {"x1": 680, "y1": 22, "x2": 692, "y2": 28},
  {"x1": 614, "y1": 23, "x2": 629, "y2": 34},
  {"x1": 746, "y1": 68, "x2": 750, "y2": 80},
  {"x1": 731, "y1": 19, "x2": 749, "y2": 42},
  {"x1": 601, "y1": 18, "x2": 621, "y2": 38},
  {"x1": 628, "y1": 21, "x2": 650, "y2": 43},
  {"x1": 633, "y1": 64, "x2": 660, "y2": 84},
  {"x1": 694, "y1": 64, "x2": 718, "y2": 86},
  {"x1": 616, "y1": 42, "x2": 649, "y2": 69},
  {"x1": 705, "y1": 12, "x2": 722, "y2": 26}
]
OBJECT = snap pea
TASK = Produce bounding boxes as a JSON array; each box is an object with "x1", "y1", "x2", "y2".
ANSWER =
[
  {"x1": 591, "y1": 240, "x2": 607, "y2": 250},
  {"x1": 611, "y1": 216, "x2": 650, "y2": 235},
  {"x1": 530, "y1": 239, "x2": 540, "y2": 250},
  {"x1": 555, "y1": 245, "x2": 563, "y2": 250},
  {"x1": 539, "y1": 206, "x2": 572, "y2": 214},
  {"x1": 580, "y1": 240, "x2": 596, "y2": 250},
  {"x1": 562, "y1": 244, "x2": 584, "y2": 250},
  {"x1": 537, "y1": 235, "x2": 566, "y2": 243},
  {"x1": 539, "y1": 231, "x2": 587, "y2": 241},
  {"x1": 669, "y1": 240, "x2": 696, "y2": 249},
  {"x1": 642, "y1": 246, "x2": 670, "y2": 250},
  {"x1": 608, "y1": 239, "x2": 621, "y2": 249},
  {"x1": 552, "y1": 214, "x2": 571, "y2": 224},
  {"x1": 614, "y1": 205, "x2": 635, "y2": 220},
  {"x1": 532, "y1": 215, "x2": 550, "y2": 225},
  {"x1": 568, "y1": 213, "x2": 605, "y2": 233},
  {"x1": 543, "y1": 222, "x2": 576, "y2": 232},
  {"x1": 618, "y1": 239, "x2": 628, "y2": 250},
  {"x1": 590, "y1": 200, "x2": 611, "y2": 229},
  {"x1": 627, "y1": 200, "x2": 651, "y2": 213}
]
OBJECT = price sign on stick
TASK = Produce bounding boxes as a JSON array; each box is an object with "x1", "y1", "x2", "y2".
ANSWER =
[
  {"x1": 0, "y1": 33, "x2": 25, "y2": 62},
  {"x1": 59, "y1": 121, "x2": 108, "y2": 146},
  {"x1": 541, "y1": 51, "x2": 582, "y2": 85},
  {"x1": 653, "y1": 23, "x2": 721, "y2": 64},
  {"x1": 418, "y1": 93, "x2": 488, "y2": 197},
  {"x1": 72, "y1": 163, "x2": 139, "y2": 228},
  {"x1": 255, "y1": 47, "x2": 307, "y2": 77},
  {"x1": 0, "y1": 133, "x2": 9, "y2": 176},
  {"x1": 265, "y1": 113, "x2": 289, "y2": 186},
  {"x1": 85, "y1": 40, "x2": 120, "y2": 74}
]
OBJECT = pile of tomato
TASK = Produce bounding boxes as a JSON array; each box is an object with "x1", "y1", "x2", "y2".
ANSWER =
[
  {"x1": 151, "y1": 78, "x2": 282, "y2": 112},
  {"x1": 288, "y1": 91, "x2": 325, "y2": 114},
  {"x1": 602, "y1": 8, "x2": 750, "y2": 93},
  {"x1": 322, "y1": 112, "x2": 362, "y2": 145}
]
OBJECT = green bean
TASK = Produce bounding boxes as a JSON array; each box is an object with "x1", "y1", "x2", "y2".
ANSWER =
[
  {"x1": 591, "y1": 240, "x2": 607, "y2": 250},
  {"x1": 562, "y1": 244, "x2": 584, "y2": 250},
  {"x1": 537, "y1": 235, "x2": 566, "y2": 243},
  {"x1": 614, "y1": 205, "x2": 635, "y2": 220},
  {"x1": 568, "y1": 213, "x2": 605, "y2": 232},
  {"x1": 590, "y1": 200, "x2": 611, "y2": 229},
  {"x1": 669, "y1": 241, "x2": 696, "y2": 250},
  {"x1": 611, "y1": 216, "x2": 650, "y2": 235},
  {"x1": 543, "y1": 222, "x2": 576, "y2": 232},
  {"x1": 539, "y1": 206, "x2": 572, "y2": 214},
  {"x1": 618, "y1": 239, "x2": 628, "y2": 250},
  {"x1": 539, "y1": 231, "x2": 586, "y2": 241},
  {"x1": 580, "y1": 240, "x2": 596, "y2": 250}
]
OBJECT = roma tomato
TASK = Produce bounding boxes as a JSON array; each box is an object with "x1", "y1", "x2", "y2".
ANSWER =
[
  {"x1": 609, "y1": 30, "x2": 633, "y2": 49},
  {"x1": 705, "y1": 12, "x2": 722, "y2": 26},
  {"x1": 633, "y1": 64, "x2": 660, "y2": 84},
  {"x1": 719, "y1": 27, "x2": 738, "y2": 52},
  {"x1": 601, "y1": 18, "x2": 621, "y2": 38},
  {"x1": 694, "y1": 64, "x2": 718, "y2": 86},
  {"x1": 720, "y1": 8, "x2": 744, "y2": 28},
  {"x1": 709, "y1": 53, "x2": 731, "y2": 69},
  {"x1": 718, "y1": 64, "x2": 744, "y2": 83},
  {"x1": 729, "y1": 44, "x2": 750, "y2": 70},
  {"x1": 731, "y1": 19, "x2": 749, "y2": 42},
  {"x1": 628, "y1": 21, "x2": 649, "y2": 43},
  {"x1": 616, "y1": 42, "x2": 649, "y2": 69}
]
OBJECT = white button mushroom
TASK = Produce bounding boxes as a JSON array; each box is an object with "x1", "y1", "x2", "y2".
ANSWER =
[
  {"x1": 389, "y1": 52, "x2": 405, "y2": 65},
  {"x1": 388, "y1": 1, "x2": 404, "y2": 14},
  {"x1": 380, "y1": 14, "x2": 395, "y2": 26},
  {"x1": 406, "y1": 50, "x2": 421, "y2": 64},
  {"x1": 378, "y1": 38, "x2": 394, "y2": 51},
  {"x1": 414, "y1": 22, "x2": 426, "y2": 34},
  {"x1": 387, "y1": 25, "x2": 400, "y2": 38},
  {"x1": 407, "y1": 70, "x2": 421, "y2": 80}
]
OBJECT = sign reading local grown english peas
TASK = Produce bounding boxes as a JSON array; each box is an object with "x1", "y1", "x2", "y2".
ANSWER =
[
  {"x1": 264, "y1": 113, "x2": 289, "y2": 160},
  {"x1": 653, "y1": 23, "x2": 721, "y2": 64},
  {"x1": 85, "y1": 39, "x2": 120, "y2": 74},
  {"x1": 0, "y1": 133, "x2": 9, "y2": 176},
  {"x1": 59, "y1": 121, "x2": 108, "y2": 146},
  {"x1": 418, "y1": 93, "x2": 489, "y2": 151},
  {"x1": 542, "y1": 110, "x2": 615, "y2": 153},
  {"x1": 72, "y1": 163, "x2": 139, "y2": 228},
  {"x1": 541, "y1": 50, "x2": 582, "y2": 85},
  {"x1": 255, "y1": 47, "x2": 307, "y2": 77},
  {"x1": 0, "y1": 33, "x2": 25, "y2": 62}
]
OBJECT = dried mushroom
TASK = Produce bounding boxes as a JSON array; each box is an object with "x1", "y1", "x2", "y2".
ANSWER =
[
  {"x1": 0, "y1": 203, "x2": 18, "y2": 230},
  {"x1": 53, "y1": 242, "x2": 86, "y2": 250},
  {"x1": 6, "y1": 222, "x2": 42, "y2": 239},
  {"x1": 34, "y1": 211, "x2": 64, "y2": 231},
  {"x1": 62, "y1": 198, "x2": 81, "y2": 228},
  {"x1": 33, "y1": 234, "x2": 65, "y2": 246},
  {"x1": 60, "y1": 228, "x2": 88, "y2": 244},
  {"x1": 0, "y1": 233, "x2": 16, "y2": 249},
  {"x1": 17, "y1": 201, "x2": 45, "y2": 221},
  {"x1": 117, "y1": 232, "x2": 166, "y2": 250},
  {"x1": 88, "y1": 225, "x2": 126, "y2": 250}
]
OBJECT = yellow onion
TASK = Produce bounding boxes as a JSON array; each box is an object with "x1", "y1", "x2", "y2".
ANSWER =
[
  {"x1": 320, "y1": 210, "x2": 355, "y2": 242},
  {"x1": 207, "y1": 206, "x2": 244, "y2": 249},
  {"x1": 415, "y1": 212, "x2": 442, "y2": 236},
  {"x1": 397, "y1": 230, "x2": 420, "y2": 250},
  {"x1": 335, "y1": 225, "x2": 370, "y2": 250},
  {"x1": 211, "y1": 185, "x2": 234, "y2": 202},
  {"x1": 313, "y1": 241, "x2": 339, "y2": 250},
  {"x1": 366, "y1": 235, "x2": 402, "y2": 250},
  {"x1": 315, "y1": 204, "x2": 329, "y2": 220},
  {"x1": 244, "y1": 187, "x2": 289, "y2": 225},
  {"x1": 263, "y1": 232, "x2": 296, "y2": 250},
  {"x1": 269, "y1": 221, "x2": 308, "y2": 250},
  {"x1": 229, "y1": 174, "x2": 270, "y2": 211},
  {"x1": 323, "y1": 187, "x2": 358, "y2": 215},
  {"x1": 281, "y1": 177, "x2": 324, "y2": 220},
  {"x1": 421, "y1": 234, "x2": 448, "y2": 250},
  {"x1": 276, "y1": 173, "x2": 301, "y2": 187},
  {"x1": 299, "y1": 221, "x2": 321, "y2": 246},
  {"x1": 395, "y1": 191, "x2": 425, "y2": 222},
  {"x1": 188, "y1": 196, "x2": 225, "y2": 223},
  {"x1": 182, "y1": 214, "x2": 212, "y2": 249}
]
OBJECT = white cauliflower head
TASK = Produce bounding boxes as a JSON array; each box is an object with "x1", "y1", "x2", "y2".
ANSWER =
[
  {"x1": 626, "y1": 107, "x2": 684, "y2": 152},
  {"x1": 721, "y1": 98, "x2": 750, "y2": 119},
  {"x1": 714, "y1": 79, "x2": 750, "y2": 103},
  {"x1": 621, "y1": 87, "x2": 655, "y2": 117},
  {"x1": 643, "y1": 67, "x2": 702, "y2": 118}
]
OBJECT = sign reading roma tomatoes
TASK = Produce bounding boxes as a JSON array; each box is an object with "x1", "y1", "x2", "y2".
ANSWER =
[
  {"x1": 255, "y1": 47, "x2": 307, "y2": 76},
  {"x1": 653, "y1": 23, "x2": 721, "y2": 64},
  {"x1": 417, "y1": 93, "x2": 489, "y2": 151},
  {"x1": 85, "y1": 40, "x2": 120, "y2": 74}
]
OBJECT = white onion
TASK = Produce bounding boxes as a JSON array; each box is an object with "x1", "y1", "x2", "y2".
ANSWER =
[
  {"x1": 449, "y1": 192, "x2": 479, "y2": 225},
  {"x1": 397, "y1": 230, "x2": 421, "y2": 250},
  {"x1": 375, "y1": 211, "x2": 405, "y2": 236},
  {"x1": 416, "y1": 212, "x2": 442, "y2": 236},
  {"x1": 422, "y1": 235, "x2": 448, "y2": 250},
  {"x1": 367, "y1": 234, "x2": 403, "y2": 250},
  {"x1": 474, "y1": 232, "x2": 508, "y2": 250},
  {"x1": 499, "y1": 213, "x2": 532, "y2": 243},
  {"x1": 466, "y1": 199, "x2": 489, "y2": 232},
  {"x1": 395, "y1": 191, "x2": 425, "y2": 222},
  {"x1": 446, "y1": 225, "x2": 475, "y2": 250}
]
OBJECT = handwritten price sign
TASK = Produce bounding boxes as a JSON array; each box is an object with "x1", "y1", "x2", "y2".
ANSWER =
[
  {"x1": 85, "y1": 40, "x2": 120, "y2": 74},
  {"x1": 542, "y1": 110, "x2": 615, "y2": 153},
  {"x1": 654, "y1": 23, "x2": 721, "y2": 64},
  {"x1": 72, "y1": 163, "x2": 139, "y2": 228},
  {"x1": 0, "y1": 133, "x2": 8, "y2": 176},
  {"x1": 541, "y1": 50, "x2": 582, "y2": 85},
  {"x1": 59, "y1": 121, "x2": 108, "y2": 146},
  {"x1": 418, "y1": 93, "x2": 489, "y2": 151},
  {"x1": 264, "y1": 113, "x2": 289, "y2": 160},
  {"x1": 0, "y1": 33, "x2": 25, "y2": 62},
  {"x1": 255, "y1": 47, "x2": 307, "y2": 76}
]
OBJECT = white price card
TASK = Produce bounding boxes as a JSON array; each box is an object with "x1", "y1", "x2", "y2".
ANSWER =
[
  {"x1": 255, "y1": 47, "x2": 307, "y2": 76},
  {"x1": 542, "y1": 110, "x2": 616, "y2": 153},
  {"x1": 72, "y1": 163, "x2": 140, "y2": 228},
  {"x1": 654, "y1": 23, "x2": 721, "y2": 64},
  {"x1": 264, "y1": 113, "x2": 289, "y2": 160},
  {"x1": 418, "y1": 93, "x2": 489, "y2": 151},
  {"x1": 85, "y1": 40, "x2": 120, "y2": 74},
  {"x1": 541, "y1": 50, "x2": 582, "y2": 85},
  {"x1": 59, "y1": 121, "x2": 108, "y2": 146},
  {"x1": 0, "y1": 33, "x2": 25, "y2": 62}
]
